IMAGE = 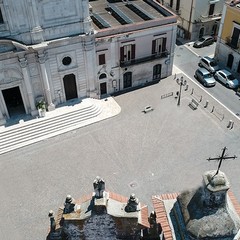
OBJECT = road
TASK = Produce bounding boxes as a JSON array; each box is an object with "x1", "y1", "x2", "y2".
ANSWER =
[{"x1": 174, "y1": 41, "x2": 240, "y2": 116}]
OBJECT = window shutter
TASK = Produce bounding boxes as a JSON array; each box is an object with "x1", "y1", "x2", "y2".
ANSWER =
[
  {"x1": 152, "y1": 40, "x2": 156, "y2": 54},
  {"x1": 131, "y1": 44, "x2": 135, "y2": 59},
  {"x1": 120, "y1": 47, "x2": 124, "y2": 62},
  {"x1": 162, "y1": 38, "x2": 167, "y2": 53}
]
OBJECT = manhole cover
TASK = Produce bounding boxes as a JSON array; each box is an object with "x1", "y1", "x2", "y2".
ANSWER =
[{"x1": 129, "y1": 181, "x2": 138, "y2": 188}]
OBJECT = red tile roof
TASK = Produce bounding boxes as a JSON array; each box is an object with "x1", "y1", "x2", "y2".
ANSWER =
[
  {"x1": 152, "y1": 193, "x2": 179, "y2": 240},
  {"x1": 140, "y1": 204, "x2": 150, "y2": 228},
  {"x1": 108, "y1": 191, "x2": 129, "y2": 203}
]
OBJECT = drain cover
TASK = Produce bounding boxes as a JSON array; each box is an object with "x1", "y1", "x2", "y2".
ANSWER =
[{"x1": 129, "y1": 181, "x2": 138, "y2": 189}]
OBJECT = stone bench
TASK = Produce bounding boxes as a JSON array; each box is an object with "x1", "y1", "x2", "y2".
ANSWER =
[
  {"x1": 189, "y1": 99, "x2": 199, "y2": 110},
  {"x1": 143, "y1": 106, "x2": 153, "y2": 113}
]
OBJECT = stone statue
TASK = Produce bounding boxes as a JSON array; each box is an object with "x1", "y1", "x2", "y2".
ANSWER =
[
  {"x1": 93, "y1": 176, "x2": 105, "y2": 198},
  {"x1": 63, "y1": 195, "x2": 75, "y2": 214},
  {"x1": 125, "y1": 193, "x2": 139, "y2": 212},
  {"x1": 48, "y1": 210, "x2": 56, "y2": 232}
]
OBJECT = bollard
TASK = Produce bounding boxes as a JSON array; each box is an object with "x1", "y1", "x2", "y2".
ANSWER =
[
  {"x1": 185, "y1": 85, "x2": 188, "y2": 91},
  {"x1": 231, "y1": 121, "x2": 234, "y2": 129},
  {"x1": 199, "y1": 96, "x2": 202, "y2": 102},
  {"x1": 191, "y1": 88, "x2": 194, "y2": 95},
  {"x1": 174, "y1": 73, "x2": 176, "y2": 80},
  {"x1": 204, "y1": 100, "x2": 209, "y2": 108},
  {"x1": 175, "y1": 91, "x2": 179, "y2": 99},
  {"x1": 211, "y1": 106, "x2": 215, "y2": 113},
  {"x1": 227, "y1": 120, "x2": 232, "y2": 128}
]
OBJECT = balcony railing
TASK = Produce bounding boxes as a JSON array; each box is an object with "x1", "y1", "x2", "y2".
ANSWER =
[
  {"x1": 226, "y1": 36, "x2": 240, "y2": 50},
  {"x1": 120, "y1": 51, "x2": 169, "y2": 67}
]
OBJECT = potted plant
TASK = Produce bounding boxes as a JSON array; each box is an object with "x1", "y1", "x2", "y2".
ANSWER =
[{"x1": 36, "y1": 99, "x2": 46, "y2": 117}]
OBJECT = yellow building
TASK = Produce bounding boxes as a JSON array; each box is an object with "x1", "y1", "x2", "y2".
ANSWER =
[{"x1": 215, "y1": 0, "x2": 240, "y2": 77}]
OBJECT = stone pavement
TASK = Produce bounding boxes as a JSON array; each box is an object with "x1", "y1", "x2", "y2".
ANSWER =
[{"x1": 0, "y1": 69, "x2": 240, "y2": 240}]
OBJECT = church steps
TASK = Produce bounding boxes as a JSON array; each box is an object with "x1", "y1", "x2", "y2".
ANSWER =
[
  {"x1": 0, "y1": 104, "x2": 102, "y2": 154},
  {"x1": 0, "y1": 104, "x2": 96, "y2": 136},
  {"x1": 0, "y1": 105, "x2": 100, "y2": 146}
]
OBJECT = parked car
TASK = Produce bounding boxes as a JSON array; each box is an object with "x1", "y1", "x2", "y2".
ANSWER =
[
  {"x1": 198, "y1": 56, "x2": 220, "y2": 73},
  {"x1": 193, "y1": 35, "x2": 214, "y2": 48},
  {"x1": 214, "y1": 69, "x2": 239, "y2": 89},
  {"x1": 194, "y1": 68, "x2": 216, "y2": 87}
]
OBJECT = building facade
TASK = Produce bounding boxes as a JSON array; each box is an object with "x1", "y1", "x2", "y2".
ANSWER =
[
  {"x1": 162, "y1": 0, "x2": 225, "y2": 40},
  {"x1": 214, "y1": 0, "x2": 240, "y2": 79},
  {"x1": 0, "y1": 0, "x2": 177, "y2": 125}
]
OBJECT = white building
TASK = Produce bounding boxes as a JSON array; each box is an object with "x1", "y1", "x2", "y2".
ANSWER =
[
  {"x1": 162, "y1": 0, "x2": 225, "y2": 40},
  {"x1": 0, "y1": 0, "x2": 177, "y2": 125}
]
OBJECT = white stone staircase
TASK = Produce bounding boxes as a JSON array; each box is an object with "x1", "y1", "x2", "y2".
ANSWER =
[{"x1": 0, "y1": 102, "x2": 102, "y2": 155}]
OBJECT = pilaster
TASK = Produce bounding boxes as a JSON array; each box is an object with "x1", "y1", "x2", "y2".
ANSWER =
[
  {"x1": 38, "y1": 52, "x2": 55, "y2": 111},
  {"x1": 83, "y1": 36, "x2": 98, "y2": 98},
  {"x1": 19, "y1": 56, "x2": 37, "y2": 116}
]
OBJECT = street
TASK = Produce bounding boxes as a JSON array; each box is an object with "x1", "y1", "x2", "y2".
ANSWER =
[{"x1": 174, "y1": 41, "x2": 240, "y2": 116}]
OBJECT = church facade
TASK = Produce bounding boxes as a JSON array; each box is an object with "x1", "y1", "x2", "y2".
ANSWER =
[{"x1": 0, "y1": 0, "x2": 177, "y2": 124}]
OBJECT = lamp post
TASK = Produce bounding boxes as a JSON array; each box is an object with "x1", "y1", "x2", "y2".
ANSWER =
[{"x1": 176, "y1": 76, "x2": 187, "y2": 106}]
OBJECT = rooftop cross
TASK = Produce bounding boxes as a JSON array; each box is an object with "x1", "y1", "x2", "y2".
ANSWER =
[{"x1": 207, "y1": 147, "x2": 237, "y2": 175}]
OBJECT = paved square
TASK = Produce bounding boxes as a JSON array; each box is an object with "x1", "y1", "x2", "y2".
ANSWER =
[{"x1": 0, "y1": 73, "x2": 240, "y2": 240}]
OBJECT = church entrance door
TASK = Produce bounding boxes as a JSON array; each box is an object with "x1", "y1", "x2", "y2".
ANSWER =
[
  {"x1": 2, "y1": 86, "x2": 25, "y2": 117},
  {"x1": 63, "y1": 74, "x2": 78, "y2": 100}
]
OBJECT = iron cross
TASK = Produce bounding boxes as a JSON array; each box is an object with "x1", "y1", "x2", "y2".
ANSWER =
[{"x1": 207, "y1": 147, "x2": 237, "y2": 174}]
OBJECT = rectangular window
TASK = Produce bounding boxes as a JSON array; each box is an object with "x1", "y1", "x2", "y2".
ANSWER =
[
  {"x1": 152, "y1": 38, "x2": 167, "y2": 55},
  {"x1": 98, "y1": 54, "x2": 105, "y2": 65},
  {"x1": 176, "y1": 0, "x2": 180, "y2": 11},
  {"x1": 120, "y1": 44, "x2": 135, "y2": 62},
  {"x1": 0, "y1": 8, "x2": 3, "y2": 24},
  {"x1": 231, "y1": 27, "x2": 240, "y2": 48},
  {"x1": 170, "y1": 0, "x2": 173, "y2": 8},
  {"x1": 209, "y1": 4, "x2": 215, "y2": 16}
]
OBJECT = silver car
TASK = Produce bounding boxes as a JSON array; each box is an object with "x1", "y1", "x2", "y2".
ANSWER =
[
  {"x1": 214, "y1": 69, "x2": 239, "y2": 89},
  {"x1": 194, "y1": 68, "x2": 216, "y2": 87}
]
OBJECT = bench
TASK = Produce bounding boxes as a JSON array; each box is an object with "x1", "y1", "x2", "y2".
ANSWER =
[
  {"x1": 143, "y1": 105, "x2": 153, "y2": 113},
  {"x1": 189, "y1": 99, "x2": 199, "y2": 110}
]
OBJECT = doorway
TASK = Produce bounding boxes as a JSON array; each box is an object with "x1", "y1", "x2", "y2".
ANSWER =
[
  {"x1": 100, "y1": 82, "x2": 107, "y2": 95},
  {"x1": 153, "y1": 64, "x2": 162, "y2": 80},
  {"x1": 63, "y1": 74, "x2": 78, "y2": 100},
  {"x1": 123, "y1": 72, "x2": 132, "y2": 88},
  {"x1": 227, "y1": 54, "x2": 234, "y2": 69},
  {"x1": 2, "y1": 86, "x2": 25, "y2": 117},
  {"x1": 199, "y1": 27, "x2": 204, "y2": 39}
]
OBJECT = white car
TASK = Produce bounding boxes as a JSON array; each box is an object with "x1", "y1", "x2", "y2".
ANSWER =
[{"x1": 214, "y1": 70, "x2": 239, "y2": 89}]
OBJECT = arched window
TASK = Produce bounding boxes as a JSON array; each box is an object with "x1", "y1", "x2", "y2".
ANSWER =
[{"x1": 99, "y1": 73, "x2": 107, "y2": 79}]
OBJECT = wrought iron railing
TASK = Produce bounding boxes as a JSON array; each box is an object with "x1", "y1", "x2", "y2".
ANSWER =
[{"x1": 120, "y1": 51, "x2": 169, "y2": 67}]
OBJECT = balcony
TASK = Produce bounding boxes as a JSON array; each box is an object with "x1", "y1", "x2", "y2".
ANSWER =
[
  {"x1": 120, "y1": 51, "x2": 169, "y2": 67},
  {"x1": 226, "y1": 36, "x2": 240, "y2": 51},
  {"x1": 199, "y1": 13, "x2": 221, "y2": 22}
]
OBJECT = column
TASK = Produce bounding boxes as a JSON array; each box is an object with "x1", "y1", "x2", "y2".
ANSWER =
[
  {"x1": 19, "y1": 56, "x2": 37, "y2": 116},
  {"x1": 38, "y1": 52, "x2": 55, "y2": 111}
]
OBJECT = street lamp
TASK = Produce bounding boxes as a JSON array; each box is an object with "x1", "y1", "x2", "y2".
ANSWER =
[{"x1": 176, "y1": 76, "x2": 187, "y2": 106}]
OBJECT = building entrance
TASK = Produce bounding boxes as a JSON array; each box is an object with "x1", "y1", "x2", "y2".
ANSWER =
[
  {"x1": 2, "y1": 86, "x2": 25, "y2": 117},
  {"x1": 63, "y1": 74, "x2": 78, "y2": 100}
]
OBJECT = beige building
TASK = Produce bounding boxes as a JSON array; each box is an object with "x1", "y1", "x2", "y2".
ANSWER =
[
  {"x1": 214, "y1": 0, "x2": 240, "y2": 79},
  {"x1": 162, "y1": 0, "x2": 225, "y2": 40}
]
